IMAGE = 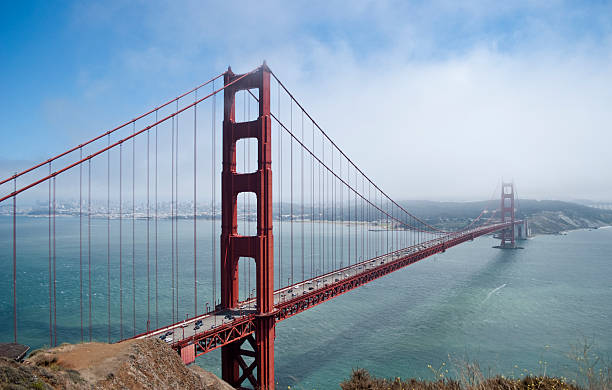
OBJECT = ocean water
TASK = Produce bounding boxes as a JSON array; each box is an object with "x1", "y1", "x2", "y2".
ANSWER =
[{"x1": 1, "y1": 217, "x2": 611, "y2": 388}]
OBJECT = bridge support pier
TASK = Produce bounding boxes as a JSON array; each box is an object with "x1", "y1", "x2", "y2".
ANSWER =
[
  {"x1": 220, "y1": 63, "x2": 275, "y2": 390},
  {"x1": 499, "y1": 182, "x2": 516, "y2": 248}
]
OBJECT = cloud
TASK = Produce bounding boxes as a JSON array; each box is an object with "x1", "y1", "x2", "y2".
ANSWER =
[
  {"x1": 13, "y1": 0, "x2": 611, "y2": 202},
  {"x1": 291, "y1": 46, "x2": 612, "y2": 201}
]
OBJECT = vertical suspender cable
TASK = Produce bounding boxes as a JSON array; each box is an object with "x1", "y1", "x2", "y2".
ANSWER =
[
  {"x1": 353, "y1": 170, "x2": 355, "y2": 262},
  {"x1": 48, "y1": 164, "x2": 52, "y2": 346},
  {"x1": 342, "y1": 155, "x2": 345, "y2": 268},
  {"x1": 347, "y1": 161, "x2": 349, "y2": 267},
  {"x1": 243, "y1": 92, "x2": 247, "y2": 299},
  {"x1": 394, "y1": 205, "x2": 396, "y2": 251},
  {"x1": 327, "y1": 142, "x2": 329, "y2": 273},
  {"x1": 290, "y1": 100, "x2": 293, "y2": 285},
  {"x1": 373, "y1": 190, "x2": 376, "y2": 255},
  {"x1": 175, "y1": 100, "x2": 180, "y2": 320},
  {"x1": 354, "y1": 170, "x2": 357, "y2": 263},
  {"x1": 12, "y1": 177, "x2": 17, "y2": 343},
  {"x1": 332, "y1": 147, "x2": 335, "y2": 271},
  {"x1": 79, "y1": 149, "x2": 83, "y2": 342},
  {"x1": 386, "y1": 196, "x2": 389, "y2": 254},
  {"x1": 88, "y1": 161, "x2": 92, "y2": 341},
  {"x1": 273, "y1": 85, "x2": 278, "y2": 288},
  {"x1": 193, "y1": 89, "x2": 197, "y2": 316},
  {"x1": 361, "y1": 175, "x2": 364, "y2": 260},
  {"x1": 155, "y1": 110, "x2": 159, "y2": 328},
  {"x1": 352, "y1": 166, "x2": 355, "y2": 262},
  {"x1": 405, "y1": 215, "x2": 407, "y2": 249},
  {"x1": 301, "y1": 110, "x2": 304, "y2": 282},
  {"x1": 379, "y1": 193, "x2": 381, "y2": 253},
  {"x1": 277, "y1": 82, "x2": 282, "y2": 289},
  {"x1": 171, "y1": 114, "x2": 175, "y2": 322},
  {"x1": 402, "y1": 214, "x2": 405, "y2": 249},
  {"x1": 400, "y1": 212, "x2": 403, "y2": 249},
  {"x1": 147, "y1": 111, "x2": 151, "y2": 330},
  {"x1": 311, "y1": 121, "x2": 315, "y2": 279},
  {"x1": 330, "y1": 147, "x2": 333, "y2": 271},
  {"x1": 318, "y1": 132, "x2": 322, "y2": 275},
  {"x1": 376, "y1": 191, "x2": 380, "y2": 255},
  {"x1": 357, "y1": 174, "x2": 360, "y2": 260},
  {"x1": 376, "y1": 191, "x2": 388, "y2": 255},
  {"x1": 322, "y1": 135, "x2": 325, "y2": 274},
  {"x1": 391, "y1": 203, "x2": 394, "y2": 252},
  {"x1": 119, "y1": 143, "x2": 123, "y2": 340},
  {"x1": 247, "y1": 95, "x2": 251, "y2": 302},
  {"x1": 132, "y1": 123, "x2": 136, "y2": 335},
  {"x1": 53, "y1": 176, "x2": 57, "y2": 346},
  {"x1": 211, "y1": 83, "x2": 216, "y2": 309},
  {"x1": 394, "y1": 204, "x2": 397, "y2": 250},
  {"x1": 367, "y1": 181, "x2": 370, "y2": 259},
  {"x1": 107, "y1": 135, "x2": 111, "y2": 343}
]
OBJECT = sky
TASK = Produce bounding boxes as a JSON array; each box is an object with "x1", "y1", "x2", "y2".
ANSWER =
[{"x1": 1, "y1": 1, "x2": 611, "y2": 202}]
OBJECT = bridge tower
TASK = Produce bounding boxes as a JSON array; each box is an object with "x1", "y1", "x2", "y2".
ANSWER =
[
  {"x1": 500, "y1": 182, "x2": 515, "y2": 248},
  {"x1": 221, "y1": 64, "x2": 275, "y2": 389}
]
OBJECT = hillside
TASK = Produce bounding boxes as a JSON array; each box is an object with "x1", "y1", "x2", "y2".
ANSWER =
[
  {"x1": 399, "y1": 199, "x2": 612, "y2": 234},
  {"x1": 0, "y1": 339, "x2": 231, "y2": 390}
]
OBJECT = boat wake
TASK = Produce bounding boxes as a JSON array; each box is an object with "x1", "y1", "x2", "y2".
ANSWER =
[{"x1": 483, "y1": 283, "x2": 507, "y2": 303}]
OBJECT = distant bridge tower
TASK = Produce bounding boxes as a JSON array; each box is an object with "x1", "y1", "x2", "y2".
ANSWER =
[
  {"x1": 221, "y1": 63, "x2": 275, "y2": 389},
  {"x1": 500, "y1": 182, "x2": 516, "y2": 248}
]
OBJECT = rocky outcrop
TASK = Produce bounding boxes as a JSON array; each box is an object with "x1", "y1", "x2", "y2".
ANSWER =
[{"x1": 0, "y1": 338, "x2": 232, "y2": 390}]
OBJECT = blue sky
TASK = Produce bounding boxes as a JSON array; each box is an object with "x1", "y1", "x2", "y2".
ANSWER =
[{"x1": 1, "y1": 1, "x2": 611, "y2": 200}]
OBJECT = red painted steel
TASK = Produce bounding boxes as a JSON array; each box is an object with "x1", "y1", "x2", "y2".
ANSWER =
[
  {"x1": 169, "y1": 222, "x2": 517, "y2": 359},
  {"x1": 181, "y1": 344, "x2": 195, "y2": 365},
  {"x1": 220, "y1": 63, "x2": 275, "y2": 390}
]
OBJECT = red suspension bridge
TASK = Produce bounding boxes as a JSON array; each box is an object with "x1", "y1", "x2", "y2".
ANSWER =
[{"x1": 0, "y1": 63, "x2": 524, "y2": 389}]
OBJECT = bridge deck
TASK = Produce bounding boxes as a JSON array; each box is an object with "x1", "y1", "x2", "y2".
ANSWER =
[{"x1": 136, "y1": 222, "x2": 514, "y2": 358}]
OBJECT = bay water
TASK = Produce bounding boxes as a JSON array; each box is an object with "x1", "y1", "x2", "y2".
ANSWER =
[{"x1": 1, "y1": 216, "x2": 610, "y2": 388}]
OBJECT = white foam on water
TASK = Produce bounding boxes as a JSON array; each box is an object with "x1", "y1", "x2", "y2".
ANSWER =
[{"x1": 483, "y1": 283, "x2": 507, "y2": 303}]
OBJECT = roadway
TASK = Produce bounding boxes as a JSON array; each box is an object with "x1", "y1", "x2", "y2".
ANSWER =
[{"x1": 137, "y1": 223, "x2": 510, "y2": 349}]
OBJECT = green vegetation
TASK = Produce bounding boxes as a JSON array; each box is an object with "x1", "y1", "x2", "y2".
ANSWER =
[
  {"x1": 0, "y1": 358, "x2": 53, "y2": 390},
  {"x1": 341, "y1": 369, "x2": 579, "y2": 390},
  {"x1": 341, "y1": 340, "x2": 611, "y2": 390}
]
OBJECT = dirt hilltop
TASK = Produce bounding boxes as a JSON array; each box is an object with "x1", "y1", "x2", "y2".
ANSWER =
[{"x1": 0, "y1": 338, "x2": 232, "y2": 389}]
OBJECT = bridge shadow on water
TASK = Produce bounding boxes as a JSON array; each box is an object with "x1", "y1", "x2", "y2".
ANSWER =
[
  {"x1": 274, "y1": 239, "x2": 530, "y2": 386},
  {"x1": 408, "y1": 240, "x2": 528, "y2": 332}
]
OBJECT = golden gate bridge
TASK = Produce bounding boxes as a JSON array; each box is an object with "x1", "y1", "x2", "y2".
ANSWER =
[{"x1": 0, "y1": 63, "x2": 522, "y2": 389}]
